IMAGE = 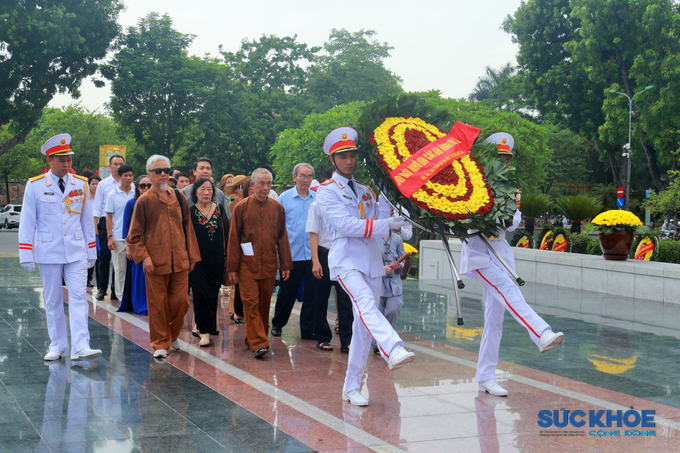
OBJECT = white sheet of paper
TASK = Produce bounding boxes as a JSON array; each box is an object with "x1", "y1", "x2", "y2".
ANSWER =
[{"x1": 240, "y1": 242, "x2": 255, "y2": 256}]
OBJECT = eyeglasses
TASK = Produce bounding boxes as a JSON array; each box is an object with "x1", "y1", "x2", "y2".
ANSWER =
[
  {"x1": 235, "y1": 185, "x2": 243, "y2": 191},
  {"x1": 138, "y1": 183, "x2": 151, "y2": 189},
  {"x1": 296, "y1": 174, "x2": 314, "y2": 180},
  {"x1": 150, "y1": 168, "x2": 172, "y2": 175}
]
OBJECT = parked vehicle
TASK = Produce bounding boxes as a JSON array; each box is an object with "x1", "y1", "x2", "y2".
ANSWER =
[{"x1": 0, "y1": 204, "x2": 22, "y2": 229}]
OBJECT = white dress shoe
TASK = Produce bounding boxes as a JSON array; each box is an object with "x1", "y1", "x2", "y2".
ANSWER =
[
  {"x1": 154, "y1": 349, "x2": 168, "y2": 358},
  {"x1": 44, "y1": 349, "x2": 65, "y2": 361},
  {"x1": 478, "y1": 379, "x2": 508, "y2": 397},
  {"x1": 171, "y1": 340, "x2": 181, "y2": 350},
  {"x1": 387, "y1": 346, "x2": 415, "y2": 370},
  {"x1": 342, "y1": 389, "x2": 369, "y2": 406},
  {"x1": 538, "y1": 330, "x2": 564, "y2": 353},
  {"x1": 71, "y1": 348, "x2": 102, "y2": 360}
]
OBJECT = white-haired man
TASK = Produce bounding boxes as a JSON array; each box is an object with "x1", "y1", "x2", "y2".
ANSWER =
[
  {"x1": 126, "y1": 155, "x2": 201, "y2": 359},
  {"x1": 227, "y1": 168, "x2": 293, "y2": 358}
]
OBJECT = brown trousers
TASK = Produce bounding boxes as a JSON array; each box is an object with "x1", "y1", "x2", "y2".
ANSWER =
[
  {"x1": 238, "y1": 273, "x2": 276, "y2": 352},
  {"x1": 145, "y1": 270, "x2": 190, "y2": 351}
]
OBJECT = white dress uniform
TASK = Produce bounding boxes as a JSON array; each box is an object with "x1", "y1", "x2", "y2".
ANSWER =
[
  {"x1": 460, "y1": 133, "x2": 555, "y2": 385},
  {"x1": 317, "y1": 127, "x2": 414, "y2": 397},
  {"x1": 18, "y1": 134, "x2": 98, "y2": 358}
]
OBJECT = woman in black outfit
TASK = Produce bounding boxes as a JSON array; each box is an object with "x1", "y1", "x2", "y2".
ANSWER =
[{"x1": 189, "y1": 178, "x2": 230, "y2": 347}]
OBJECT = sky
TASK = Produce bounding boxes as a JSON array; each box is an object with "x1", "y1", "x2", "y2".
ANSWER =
[{"x1": 49, "y1": 0, "x2": 524, "y2": 112}]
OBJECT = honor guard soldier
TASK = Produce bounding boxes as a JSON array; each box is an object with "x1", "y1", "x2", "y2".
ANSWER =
[
  {"x1": 460, "y1": 132, "x2": 564, "y2": 397},
  {"x1": 316, "y1": 127, "x2": 415, "y2": 407},
  {"x1": 18, "y1": 134, "x2": 102, "y2": 362}
]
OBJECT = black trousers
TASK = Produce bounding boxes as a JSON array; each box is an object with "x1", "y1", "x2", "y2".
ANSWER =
[
  {"x1": 272, "y1": 260, "x2": 315, "y2": 338},
  {"x1": 96, "y1": 218, "x2": 113, "y2": 293},
  {"x1": 233, "y1": 284, "x2": 243, "y2": 318},
  {"x1": 313, "y1": 247, "x2": 353, "y2": 346},
  {"x1": 190, "y1": 260, "x2": 222, "y2": 336}
]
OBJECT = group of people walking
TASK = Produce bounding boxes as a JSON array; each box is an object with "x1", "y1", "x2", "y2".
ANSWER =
[{"x1": 19, "y1": 126, "x2": 565, "y2": 407}]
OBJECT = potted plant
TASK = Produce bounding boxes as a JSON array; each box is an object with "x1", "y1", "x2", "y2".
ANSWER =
[{"x1": 586, "y1": 210, "x2": 647, "y2": 261}]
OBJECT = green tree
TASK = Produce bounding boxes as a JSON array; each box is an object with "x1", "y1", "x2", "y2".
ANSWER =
[
  {"x1": 0, "y1": 0, "x2": 123, "y2": 157},
  {"x1": 185, "y1": 35, "x2": 319, "y2": 176},
  {"x1": 306, "y1": 29, "x2": 402, "y2": 110},
  {"x1": 0, "y1": 105, "x2": 141, "y2": 180},
  {"x1": 102, "y1": 13, "x2": 216, "y2": 158},
  {"x1": 540, "y1": 125, "x2": 594, "y2": 194},
  {"x1": 270, "y1": 102, "x2": 366, "y2": 184},
  {"x1": 643, "y1": 171, "x2": 680, "y2": 216},
  {"x1": 555, "y1": 194, "x2": 603, "y2": 233},
  {"x1": 520, "y1": 193, "x2": 553, "y2": 235}
]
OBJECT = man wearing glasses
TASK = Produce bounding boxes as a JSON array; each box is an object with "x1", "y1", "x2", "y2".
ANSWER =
[
  {"x1": 271, "y1": 163, "x2": 317, "y2": 342},
  {"x1": 126, "y1": 155, "x2": 200, "y2": 359}
]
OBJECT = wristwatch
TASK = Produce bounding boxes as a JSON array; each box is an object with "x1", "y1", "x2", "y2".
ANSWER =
[{"x1": 107, "y1": 235, "x2": 113, "y2": 238}]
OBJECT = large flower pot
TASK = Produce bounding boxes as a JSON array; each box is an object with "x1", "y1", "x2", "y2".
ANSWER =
[{"x1": 599, "y1": 231, "x2": 635, "y2": 261}]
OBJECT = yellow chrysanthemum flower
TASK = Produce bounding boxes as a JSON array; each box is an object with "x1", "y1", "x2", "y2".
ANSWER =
[{"x1": 592, "y1": 210, "x2": 643, "y2": 227}]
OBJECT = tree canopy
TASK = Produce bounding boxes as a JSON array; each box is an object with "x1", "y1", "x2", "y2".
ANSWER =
[{"x1": 0, "y1": 0, "x2": 123, "y2": 158}]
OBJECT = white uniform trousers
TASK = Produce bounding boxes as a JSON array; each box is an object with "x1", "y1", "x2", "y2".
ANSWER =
[
  {"x1": 475, "y1": 263, "x2": 550, "y2": 382},
  {"x1": 337, "y1": 269, "x2": 404, "y2": 393},
  {"x1": 111, "y1": 241, "x2": 127, "y2": 297},
  {"x1": 39, "y1": 260, "x2": 91, "y2": 354}
]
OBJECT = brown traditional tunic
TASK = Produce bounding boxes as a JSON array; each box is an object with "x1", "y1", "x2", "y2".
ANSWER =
[
  {"x1": 126, "y1": 188, "x2": 201, "y2": 351},
  {"x1": 127, "y1": 188, "x2": 201, "y2": 273},
  {"x1": 227, "y1": 196, "x2": 293, "y2": 352},
  {"x1": 227, "y1": 196, "x2": 293, "y2": 278}
]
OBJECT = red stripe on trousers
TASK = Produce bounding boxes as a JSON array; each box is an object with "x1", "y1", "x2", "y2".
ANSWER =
[
  {"x1": 338, "y1": 276, "x2": 389, "y2": 358},
  {"x1": 476, "y1": 269, "x2": 540, "y2": 338}
]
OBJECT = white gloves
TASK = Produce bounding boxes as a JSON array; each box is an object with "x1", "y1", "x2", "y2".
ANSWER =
[
  {"x1": 386, "y1": 216, "x2": 411, "y2": 230},
  {"x1": 87, "y1": 259, "x2": 97, "y2": 269},
  {"x1": 21, "y1": 262, "x2": 35, "y2": 272}
]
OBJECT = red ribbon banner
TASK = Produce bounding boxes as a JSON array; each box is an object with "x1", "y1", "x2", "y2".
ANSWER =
[{"x1": 388, "y1": 122, "x2": 481, "y2": 198}]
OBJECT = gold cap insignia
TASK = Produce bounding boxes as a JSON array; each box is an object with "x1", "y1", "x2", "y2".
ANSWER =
[{"x1": 340, "y1": 133, "x2": 349, "y2": 140}]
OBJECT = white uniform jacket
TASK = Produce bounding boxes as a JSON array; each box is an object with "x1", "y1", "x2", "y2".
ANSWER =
[
  {"x1": 19, "y1": 172, "x2": 97, "y2": 264},
  {"x1": 316, "y1": 173, "x2": 391, "y2": 280},
  {"x1": 460, "y1": 210, "x2": 522, "y2": 278}
]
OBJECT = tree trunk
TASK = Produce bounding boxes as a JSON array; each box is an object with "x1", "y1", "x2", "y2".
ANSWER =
[
  {"x1": 523, "y1": 216, "x2": 535, "y2": 235},
  {"x1": 605, "y1": 145, "x2": 624, "y2": 188},
  {"x1": 571, "y1": 219, "x2": 582, "y2": 234},
  {"x1": 0, "y1": 129, "x2": 31, "y2": 159},
  {"x1": 638, "y1": 131, "x2": 665, "y2": 192},
  {"x1": 4, "y1": 174, "x2": 9, "y2": 205}
]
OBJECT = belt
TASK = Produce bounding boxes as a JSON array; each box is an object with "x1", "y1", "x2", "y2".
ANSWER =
[{"x1": 318, "y1": 246, "x2": 330, "y2": 254}]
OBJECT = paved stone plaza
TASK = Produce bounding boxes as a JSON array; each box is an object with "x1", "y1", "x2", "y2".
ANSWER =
[{"x1": 0, "y1": 253, "x2": 678, "y2": 452}]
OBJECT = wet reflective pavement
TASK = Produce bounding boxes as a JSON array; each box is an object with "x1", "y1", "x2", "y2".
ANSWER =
[{"x1": 0, "y1": 256, "x2": 678, "y2": 452}]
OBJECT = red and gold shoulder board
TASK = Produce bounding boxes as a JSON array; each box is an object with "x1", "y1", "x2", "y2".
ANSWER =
[{"x1": 320, "y1": 179, "x2": 337, "y2": 186}]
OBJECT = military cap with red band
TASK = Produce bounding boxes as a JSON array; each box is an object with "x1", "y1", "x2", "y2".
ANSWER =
[
  {"x1": 485, "y1": 132, "x2": 514, "y2": 156},
  {"x1": 323, "y1": 127, "x2": 359, "y2": 156},
  {"x1": 41, "y1": 133, "x2": 74, "y2": 157}
]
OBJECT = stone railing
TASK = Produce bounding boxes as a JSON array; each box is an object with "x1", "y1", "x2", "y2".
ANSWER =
[{"x1": 419, "y1": 239, "x2": 680, "y2": 304}]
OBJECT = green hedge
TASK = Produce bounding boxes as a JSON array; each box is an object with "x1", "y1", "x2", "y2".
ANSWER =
[{"x1": 654, "y1": 241, "x2": 680, "y2": 264}]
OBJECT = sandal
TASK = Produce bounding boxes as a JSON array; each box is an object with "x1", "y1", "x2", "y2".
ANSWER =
[
  {"x1": 253, "y1": 346, "x2": 269, "y2": 358},
  {"x1": 233, "y1": 315, "x2": 243, "y2": 324},
  {"x1": 199, "y1": 333, "x2": 210, "y2": 347},
  {"x1": 192, "y1": 325, "x2": 200, "y2": 339},
  {"x1": 316, "y1": 342, "x2": 333, "y2": 351},
  {"x1": 335, "y1": 319, "x2": 340, "y2": 334},
  {"x1": 340, "y1": 345, "x2": 350, "y2": 354}
]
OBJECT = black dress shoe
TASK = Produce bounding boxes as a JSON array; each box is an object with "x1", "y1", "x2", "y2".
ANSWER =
[
  {"x1": 96, "y1": 290, "x2": 105, "y2": 301},
  {"x1": 271, "y1": 328, "x2": 282, "y2": 337}
]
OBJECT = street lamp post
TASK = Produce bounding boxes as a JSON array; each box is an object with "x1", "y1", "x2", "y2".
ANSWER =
[{"x1": 609, "y1": 85, "x2": 654, "y2": 210}]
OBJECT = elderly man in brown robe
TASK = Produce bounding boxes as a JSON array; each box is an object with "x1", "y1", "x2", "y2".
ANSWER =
[
  {"x1": 127, "y1": 154, "x2": 201, "y2": 359},
  {"x1": 228, "y1": 168, "x2": 293, "y2": 358}
]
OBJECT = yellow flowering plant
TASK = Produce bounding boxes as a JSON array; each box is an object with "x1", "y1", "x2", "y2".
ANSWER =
[
  {"x1": 587, "y1": 210, "x2": 647, "y2": 235},
  {"x1": 355, "y1": 94, "x2": 519, "y2": 238}
]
